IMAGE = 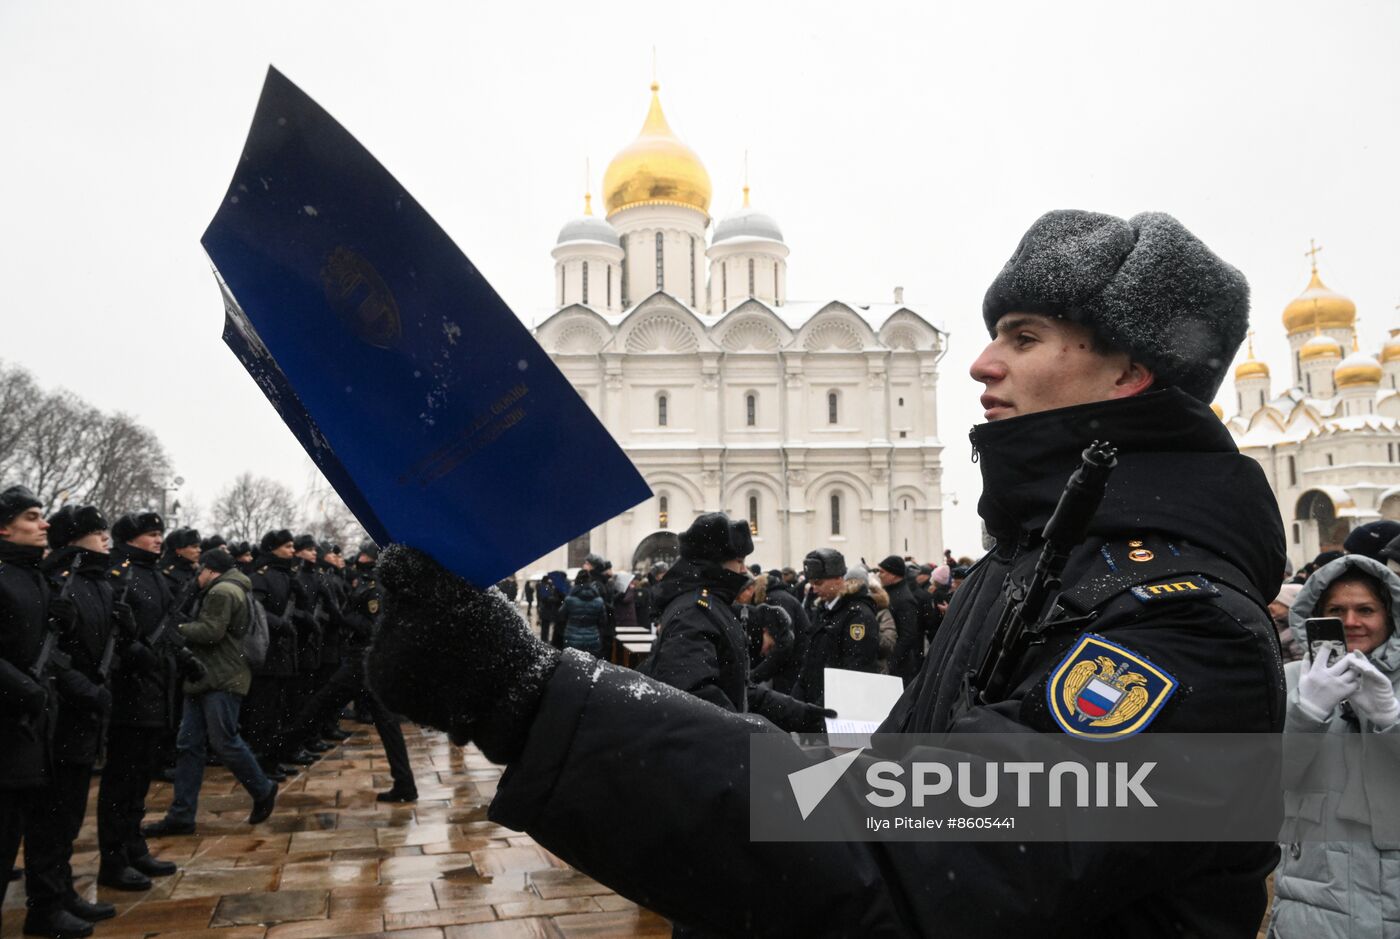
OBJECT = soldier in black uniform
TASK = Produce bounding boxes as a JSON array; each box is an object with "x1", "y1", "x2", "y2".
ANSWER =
[
  {"x1": 1, "y1": 487, "x2": 102, "y2": 939},
  {"x1": 637, "y1": 514, "x2": 832, "y2": 734},
  {"x1": 312, "y1": 542, "x2": 352, "y2": 743},
  {"x1": 361, "y1": 210, "x2": 1288, "y2": 937},
  {"x1": 790, "y1": 548, "x2": 879, "y2": 707},
  {"x1": 291, "y1": 544, "x2": 416, "y2": 801},
  {"x1": 25, "y1": 507, "x2": 119, "y2": 927},
  {"x1": 160, "y1": 529, "x2": 201, "y2": 602},
  {"x1": 244, "y1": 529, "x2": 309, "y2": 778},
  {"x1": 289, "y1": 535, "x2": 326, "y2": 754},
  {"x1": 97, "y1": 510, "x2": 181, "y2": 893}
]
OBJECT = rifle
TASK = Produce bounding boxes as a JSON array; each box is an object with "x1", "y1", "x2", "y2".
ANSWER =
[
  {"x1": 970, "y1": 440, "x2": 1119, "y2": 705},
  {"x1": 29, "y1": 551, "x2": 81, "y2": 681}
]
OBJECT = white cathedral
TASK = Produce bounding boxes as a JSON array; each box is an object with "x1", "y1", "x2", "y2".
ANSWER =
[
  {"x1": 527, "y1": 82, "x2": 947, "y2": 573},
  {"x1": 1223, "y1": 252, "x2": 1400, "y2": 568}
]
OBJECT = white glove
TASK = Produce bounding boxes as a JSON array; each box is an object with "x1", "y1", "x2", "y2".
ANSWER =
[
  {"x1": 1297, "y1": 651, "x2": 1360, "y2": 722},
  {"x1": 1345, "y1": 651, "x2": 1400, "y2": 730}
]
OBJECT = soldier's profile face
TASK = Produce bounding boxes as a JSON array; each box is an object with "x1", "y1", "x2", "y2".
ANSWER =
[
  {"x1": 970, "y1": 314, "x2": 1149, "y2": 420},
  {"x1": 810, "y1": 577, "x2": 843, "y2": 601},
  {"x1": 129, "y1": 531, "x2": 163, "y2": 553},
  {"x1": 176, "y1": 544, "x2": 201, "y2": 562},
  {"x1": 0, "y1": 508, "x2": 48, "y2": 547},
  {"x1": 272, "y1": 542, "x2": 295, "y2": 559},
  {"x1": 73, "y1": 530, "x2": 110, "y2": 552}
]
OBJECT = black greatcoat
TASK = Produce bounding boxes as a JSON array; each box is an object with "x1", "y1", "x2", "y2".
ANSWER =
[
  {"x1": 316, "y1": 562, "x2": 347, "y2": 666},
  {"x1": 485, "y1": 389, "x2": 1288, "y2": 938},
  {"x1": 0, "y1": 541, "x2": 52, "y2": 789},
  {"x1": 638, "y1": 560, "x2": 824, "y2": 734},
  {"x1": 293, "y1": 560, "x2": 322, "y2": 673},
  {"x1": 791, "y1": 587, "x2": 880, "y2": 707},
  {"x1": 42, "y1": 547, "x2": 115, "y2": 765},
  {"x1": 251, "y1": 555, "x2": 299, "y2": 677},
  {"x1": 108, "y1": 543, "x2": 177, "y2": 730},
  {"x1": 882, "y1": 578, "x2": 924, "y2": 682}
]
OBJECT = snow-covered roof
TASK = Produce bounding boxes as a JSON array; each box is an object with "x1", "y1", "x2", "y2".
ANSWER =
[{"x1": 530, "y1": 294, "x2": 947, "y2": 335}]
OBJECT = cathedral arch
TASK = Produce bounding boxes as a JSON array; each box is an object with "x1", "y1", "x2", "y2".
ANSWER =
[
  {"x1": 644, "y1": 471, "x2": 705, "y2": 512},
  {"x1": 1295, "y1": 487, "x2": 1354, "y2": 549},
  {"x1": 555, "y1": 321, "x2": 607, "y2": 355},
  {"x1": 797, "y1": 302, "x2": 877, "y2": 353},
  {"x1": 617, "y1": 294, "x2": 708, "y2": 354}
]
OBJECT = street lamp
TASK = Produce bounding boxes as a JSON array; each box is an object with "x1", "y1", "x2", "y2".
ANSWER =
[{"x1": 161, "y1": 476, "x2": 185, "y2": 527}]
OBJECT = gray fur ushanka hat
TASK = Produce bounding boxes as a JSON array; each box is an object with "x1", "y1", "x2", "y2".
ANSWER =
[{"x1": 982, "y1": 210, "x2": 1249, "y2": 402}]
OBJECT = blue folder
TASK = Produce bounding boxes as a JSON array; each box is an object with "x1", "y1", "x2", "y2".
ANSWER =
[{"x1": 203, "y1": 66, "x2": 650, "y2": 587}]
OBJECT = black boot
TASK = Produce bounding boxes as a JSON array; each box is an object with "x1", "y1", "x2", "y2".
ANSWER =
[
  {"x1": 96, "y1": 865, "x2": 151, "y2": 891},
  {"x1": 62, "y1": 896, "x2": 115, "y2": 922},
  {"x1": 375, "y1": 787, "x2": 419, "y2": 803},
  {"x1": 22, "y1": 907, "x2": 94, "y2": 939},
  {"x1": 130, "y1": 853, "x2": 178, "y2": 877}
]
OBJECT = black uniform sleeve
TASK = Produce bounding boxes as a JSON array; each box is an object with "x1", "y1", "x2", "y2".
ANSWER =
[
  {"x1": 0, "y1": 656, "x2": 46, "y2": 717},
  {"x1": 638, "y1": 609, "x2": 739, "y2": 712}
]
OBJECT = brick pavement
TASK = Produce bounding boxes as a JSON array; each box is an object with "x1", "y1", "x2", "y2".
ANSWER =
[{"x1": 2, "y1": 722, "x2": 669, "y2": 938}]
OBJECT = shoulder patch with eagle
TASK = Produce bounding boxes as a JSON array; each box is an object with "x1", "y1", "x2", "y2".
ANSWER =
[{"x1": 1046, "y1": 633, "x2": 1177, "y2": 739}]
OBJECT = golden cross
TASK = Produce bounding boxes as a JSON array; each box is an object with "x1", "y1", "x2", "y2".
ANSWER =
[
  {"x1": 1246, "y1": 329, "x2": 1256, "y2": 358},
  {"x1": 1304, "y1": 238, "x2": 1323, "y2": 272}
]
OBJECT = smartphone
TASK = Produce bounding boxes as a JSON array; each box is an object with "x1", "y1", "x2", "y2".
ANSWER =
[{"x1": 1305, "y1": 616, "x2": 1346, "y2": 666}]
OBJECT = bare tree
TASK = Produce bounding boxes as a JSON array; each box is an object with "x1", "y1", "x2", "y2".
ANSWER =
[
  {"x1": 212, "y1": 473, "x2": 298, "y2": 543},
  {"x1": 299, "y1": 491, "x2": 369, "y2": 550},
  {"x1": 84, "y1": 413, "x2": 174, "y2": 514},
  {"x1": 0, "y1": 362, "x2": 39, "y2": 482},
  {"x1": 22, "y1": 389, "x2": 103, "y2": 512}
]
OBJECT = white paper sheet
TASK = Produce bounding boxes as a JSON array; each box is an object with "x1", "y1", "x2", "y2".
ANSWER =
[{"x1": 822, "y1": 668, "x2": 905, "y2": 735}]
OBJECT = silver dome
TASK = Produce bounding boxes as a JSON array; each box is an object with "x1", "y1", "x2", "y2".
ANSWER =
[
  {"x1": 556, "y1": 215, "x2": 621, "y2": 247},
  {"x1": 712, "y1": 208, "x2": 784, "y2": 245}
]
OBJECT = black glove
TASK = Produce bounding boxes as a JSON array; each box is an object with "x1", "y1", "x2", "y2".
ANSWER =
[
  {"x1": 173, "y1": 647, "x2": 208, "y2": 683},
  {"x1": 366, "y1": 544, "x2": 560, "y2": 764},
  {"x1": 112, "y1": 600, "x2": 138, "y2": 636},
  {"x1": 50, "y1": 596, "x2": 78, "y2": 630},
  {"x1": 800, "y1": 703, "x2": 838, "y2": 733},
  {"x1": 119, "y1": 639, "x2": 157, "y2": 673}
]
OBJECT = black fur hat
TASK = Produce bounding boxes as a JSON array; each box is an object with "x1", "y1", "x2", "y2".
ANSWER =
[
  {"x1": 200, "y1": 534, "x2": 227, "y2": 552},
  {"x1": 293, "y1": 533, "x2": 318, "y2": 553},
  {"x1": 0, "y1": 485, "x2": 42, "y2": 526},
  {"x1": 45, "y1": 505, "x2": 108, "y2": 547},
  {"x1": 260, "y1": 528, "x2": 294, "y2": 553},
  {"x1": 229, "y1": 541, "x2": 253, "y2": 558},
  {"x1": 983, "y1": 210, "x2": 1249, "y2": 402},
  {"x1": 165, "y1": 528, "x2": 201, "y2": 551},
  {"x1": 111, "y1": 510, "x2": 164, "y2": 543},
  {"x1": 357, "y1": 542, "x2": 380, "y2": 562},
  {"x1": 679, "y1": 512, "x2": 753, "y2": 562},
  {"x1": 802, "y1": 548, "x2": 846, "y2": 581},
  {"x1": 1344, "y1": 521, "x2": 1400, "y2": 563}
]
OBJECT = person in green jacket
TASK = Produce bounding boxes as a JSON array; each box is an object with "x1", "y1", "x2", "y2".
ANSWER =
[{"x1": 143, "y1": 550, "x2": 277, "y2": 834}]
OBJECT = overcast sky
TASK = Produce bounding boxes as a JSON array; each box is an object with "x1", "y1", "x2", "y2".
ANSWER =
[{"x1": 2, "y1": 0, "x2": 1397, "y2": 556}]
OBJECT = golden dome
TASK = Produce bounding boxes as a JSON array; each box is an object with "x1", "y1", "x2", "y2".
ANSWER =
[
  {"x1": 1282, "y1": 269, "x2": 1356, "y2": 335},
  {"x1": 602, "y1": 83, "x2": 711, "y2": 218},
  {"x1": 1299, "y1": 332, "x2": 1342, "y2": 362},
  {"x1": 1234, "y1": 333, "x2": 1270, "y2": 381},
  {"x1": 1335, "y1": 352, "x2": 1383, "y2": 388},
  {"x1": 1210, "y1": 403, "x2": 1224, "y2": 420},
  {"x1": 1382, "y1": 329, "x2": 1400, "y2": 364}
]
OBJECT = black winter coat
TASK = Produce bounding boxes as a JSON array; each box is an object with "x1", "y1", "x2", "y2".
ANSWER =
[
  {"x1": 109, "y1": 542, "x2": 178, "y2": 729},
  {"x1": 883, "y1": 578, "x2": 923, "y2": 682},
  {"x1": 791, "y1": 587, "x2": 879, "y2": 706},
  {"x1": 758, "y1": 586, "x2": 809, "y2": 694},
  {"x1": 251, "y1": 555, "x2": 299, "y2": 677},
  {"x1": 0, "y1": 540, "x2": 52, "y2": 789},
  {"x1": 639, "y1": 560, "x2": 819, "y2": 733},
  {"x1": 43, "y1": 547, "x2": 115, "y2": 765},
  {"x1": 487, "y1": 389, "x2": 1288, "y2": 938},
  {"x1": 342, "y1": 569, "x2": 381, "y2": 653},
  {"x1": 293, "y1": 560, "x2": 322, "y2": 672},
  {"x1": 316, "y1": 562, "x2": 348, "y2": 665}
]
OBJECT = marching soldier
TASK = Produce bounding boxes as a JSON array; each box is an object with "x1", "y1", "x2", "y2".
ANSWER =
[
  {"x1": 98, "y1": 510, "x2": 180, "y2": 892},
  {"x1": 0, "y1": 486, "x2": 98, "y2": 939},
  {"x1": 24, "y1": 507, "x2": 119, "y2": 928},
  {"x1": 312, "y1": 543, "x2": 352, "y2": 743},
  {"x1": 289, "y1": 535, "x2": 326, "y2": 754},
  {"x1": 290, "y1": 543, "x2": 417, "y2": 801},
  {"x1": 245, "y1": 530, "x2": 304, "y2": 780}
]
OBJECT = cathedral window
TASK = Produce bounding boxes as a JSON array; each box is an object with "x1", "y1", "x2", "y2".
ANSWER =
[
  {"x1": 722, "y1": 264, "x2": 728, "y2": 310},
  {"x1": 748, "y1": 493, "x2": 759, "y2": 536},
  {"x1": 774, "y1": 263, "x2": 779, "y2": 302},
  {"x1": 621, "y1": 234, "x2": 630, "y2": 307},
  {"x1": 827, "y1": 391, "x2": 839, "y2": 425},
  {"x1": 558, "y1": 267, "x2": 564, "y2": 306},
  {"x1": 658, "y1": 393, "x2": 669, "y2": 427},
  {"x1": 1287, "y1": 455, "x2": 1296, "y2": 486},
  {"x1": 830, "y1": 494, "x2": 842, "y2": 536},
  {"x1": 582, "y1": 261, "x2": 589, "y2": 306},
  {"x1": 748, "y1": 258, "x2": 755, "y2": 298},
  {"x1": 1305, "y1": 373, "x2": 1312, "y2": 394},
  {"x1": 746, "y1": 393, "x2": 757, "y2": 427},
  {"x1": 607, "y1": 265, "x2": 612, "y2": 308},
  {"x1": 1325, "y1": 453, "x2": 1333, "y2": 466},
  {"x1": 1236, "y1": 392, "x2": 1241, "y2": 413},
  {"x1": 659, "y1": 494, "x2": 669, "y2": 529},
  {"x1": 690, "y1": 235, "x2": 697, "y2": 307},
  {"x1": 655, "y1": 232, "x2": 665, "y2": 291}
]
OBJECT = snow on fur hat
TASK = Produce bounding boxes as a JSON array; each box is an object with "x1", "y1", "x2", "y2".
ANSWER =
[
  {"x1": 259, "y1": 528, "x2": 294, "y2": 553},
  {"x1": 46, "y1": 505, "x2": 108, "y2": 547},
  {"x1": 0, "y1": 485, "x2": 42, "y2": 526},
  {"x1": 679, "y1": 512, "x2": 753, "y2": 562},
  {"x1": 983, "y1": 210, "x2": 1249, "y2": 402}
]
